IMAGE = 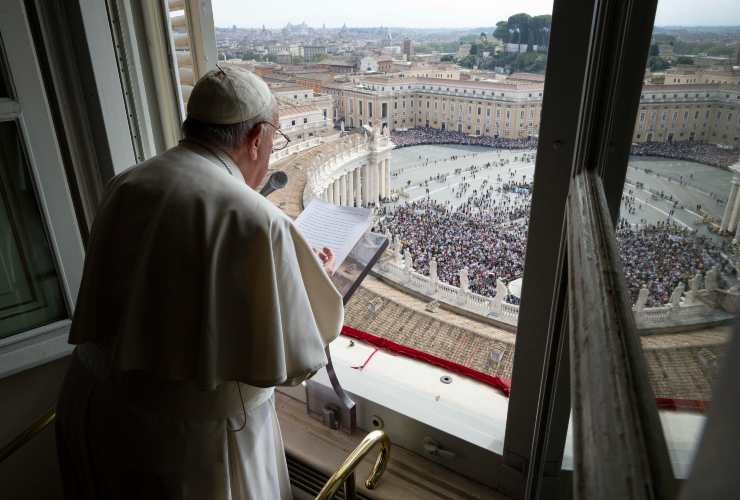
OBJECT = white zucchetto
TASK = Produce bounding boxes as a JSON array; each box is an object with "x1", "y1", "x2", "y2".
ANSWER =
[{"x1": 187, "y1": 65, "x2": 274, "y2": 125}]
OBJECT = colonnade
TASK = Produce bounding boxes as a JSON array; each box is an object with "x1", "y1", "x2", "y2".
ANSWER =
[
  {"x1": 720, "y1": 176, "x2": 740, "y2": 240},
  {"x1": 321, "y1": 157, "x2": 391, "y2": 207}
]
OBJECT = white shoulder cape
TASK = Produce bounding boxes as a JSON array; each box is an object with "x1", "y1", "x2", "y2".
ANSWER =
[{"x1": 69, "y1": 144, "x2": 343, "y2": 389}]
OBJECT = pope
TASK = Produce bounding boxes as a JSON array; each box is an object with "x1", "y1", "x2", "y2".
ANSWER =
[{"x1": 55, "y1": 66, "x2": 344, "y2": 500}]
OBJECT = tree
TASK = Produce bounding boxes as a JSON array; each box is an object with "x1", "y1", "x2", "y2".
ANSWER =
[
  {"x1": 493, "y1": 21, "x2": 509, "y2": 43},
  {"x1": 530, "y1": 15, "x2": 552, "y2": 46},
  {"x1": 649, "y1": 44, "x2": 659, "y2": 57},
  {"x1": 652, "y1": 34, "x2": 676, "y2": 45},
  {"x1": 458, "y1": 54, "x2": 477, "y2": 68},
  {"x1": 648, "y1": 56, "x2": 669, "y2": 72},
  {"x1": 676, "y1": 56, "x2": 694, "y2": 65},
  {"x1": 507, "y1": 13, "x2": 533, "y2": 46},
  {"x1": 440, "y1": 54, "x2": 455, "y2": 62}
]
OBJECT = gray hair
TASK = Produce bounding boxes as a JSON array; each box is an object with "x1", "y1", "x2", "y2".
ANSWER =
[{"x1": 182, "y1": 96, "x2": 277, "y2": 151}]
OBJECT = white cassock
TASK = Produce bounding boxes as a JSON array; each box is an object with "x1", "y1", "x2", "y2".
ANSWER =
[{"x1": 56, "y1": 141, "x2": 344, "y2": 500}]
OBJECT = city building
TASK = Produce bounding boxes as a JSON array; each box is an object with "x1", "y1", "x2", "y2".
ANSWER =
[
  {"x1": 402, "y1": 38, "x2": 415, "y2": 60},
  {"x1": 378, "y1": 57, "x2": 394, "y2": 73},
  {"x1": 302, "y1": 45, "x2": 327, "y2": 61},
  {"x1": 456, "y1": 43, "x2": 472, "y2": 58},
  {"x1": 664, "y1": 68, "x2": 740, "y2": 85},
  {"x1": 267, "y1": 82, "x2": 335, "y2": 142},
  {"x1": 359, "y1": 55, "x2": 379, "y2": 73},
  {"x1": 323, "y1": 72, "x2": 740, "y2": 146},
  {"x1": 658, "y1": 43, "x2": 674, "y2": 60},
  {"x1": 324, "y1": 76, "x2": 544, "y2": 139},
  {"x1": 633, "y1": 84, "x2": 740, "y2": 146}
]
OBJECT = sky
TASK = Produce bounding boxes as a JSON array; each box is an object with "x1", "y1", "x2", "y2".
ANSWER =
[{"x1": 212, "y1": 0, "x2": 740, "y2": 29}]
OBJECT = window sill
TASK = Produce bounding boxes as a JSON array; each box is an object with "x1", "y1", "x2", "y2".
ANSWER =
[
  {"x1": 280, "y1": 336, "x2": 516, "y2": 489},
  {"x1": 0, "y1": 321, "x2": 73, "y2": 379},
  {"x1": 317, "y1": 336, "x2": 509, "y2": 455},
  {"x1": 275, "y1": 389, "x2": 509, "y2": 500},
  {"x1": 293, "y1": 336, "x2": 705, "y2": 479}
]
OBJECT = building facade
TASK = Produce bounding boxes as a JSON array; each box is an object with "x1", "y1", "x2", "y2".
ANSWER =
[
  {"x1": 321, "y1": 75, "x2": 740, "y2": 146},
  {"x1": 267, "y1": 82, "x2": 335, "y2": 142},
  {"x1": 632, "y1": 85, "x2": 740, "y2": 147},
  {"x1": 323, "y1": 77, "x2": 544, "y2": 139},
  {"x1": 402, "y1": 38, "x2": 415, "y2": 60}
]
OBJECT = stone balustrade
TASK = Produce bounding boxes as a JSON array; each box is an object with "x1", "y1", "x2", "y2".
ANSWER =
[
  {"x1": 373, "y1": 243, "x2": 738, "y2": 333},
  {"x1": 374, "y1": 256, "x2": 520, "y2": 329},
  {"x1": 270, "y1": 136, "x2": 326, "y2": 163}
]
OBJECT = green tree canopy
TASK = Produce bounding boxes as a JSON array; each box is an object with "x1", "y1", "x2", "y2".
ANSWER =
[
  {"x1": 648, "y1": 56, "x2": 670, "y2": 72},
  {"x1": 489, "y1": 14, "x2": 551, "y2": 48},
  {"x1": 493, "y1": 21, "x2": 509, "y2": 42}
]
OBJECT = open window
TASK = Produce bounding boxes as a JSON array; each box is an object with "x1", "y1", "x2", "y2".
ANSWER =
[{"x1": 6, "y1": 0, "x2": 736, "y2": 497}]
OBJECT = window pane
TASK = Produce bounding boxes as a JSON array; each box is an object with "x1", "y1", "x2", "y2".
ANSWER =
[
  {"x1": 213, "y1": 4, "x2": 553, "y2": 454},
  {"x1": 0, "y1": 39, "x2": 11, "y2": 98},
  {"x1": 0, "y1": 120, "x2": 67, "y2": 338},
  {"x1": 619, "y1": 5, "x2": 739, "y2": 477}
]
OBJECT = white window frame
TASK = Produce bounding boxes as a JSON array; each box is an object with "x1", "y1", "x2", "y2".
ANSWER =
[{"x1": 0, "y1": 0, "x2": 85, "y2": 378}]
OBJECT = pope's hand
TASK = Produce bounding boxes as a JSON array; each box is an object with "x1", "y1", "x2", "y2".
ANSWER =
[{"x1": 313, "y1": 247, "x2": 335, "y2": 276}]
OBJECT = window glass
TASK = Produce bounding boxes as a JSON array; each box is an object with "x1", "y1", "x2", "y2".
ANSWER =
[
  {"x1": 0, "y1": 40, "x2": 11, "y2": 98},
  {"x1": 0, "y1": 121, "x2": 67, "y2": 338},
  {"x1": 212, "y1": 2, "x2": 553, "y2": 451},
  {"x1": 618, "y1": 1, "x2": 739, "y2": 477}
]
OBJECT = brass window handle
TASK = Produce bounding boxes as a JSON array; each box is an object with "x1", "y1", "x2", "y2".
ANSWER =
[{"x1": 315, "y1": 429, "x2": 391, "y2": 500}]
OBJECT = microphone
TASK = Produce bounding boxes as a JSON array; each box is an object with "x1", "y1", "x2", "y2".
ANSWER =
[{"x1": 259, "y1": 171, "x2": 288, "y2": 197}]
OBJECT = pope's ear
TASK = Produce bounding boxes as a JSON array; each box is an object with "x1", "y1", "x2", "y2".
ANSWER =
[{"x1": 245, "y1": 123, "x2": 264, "y2": 161}]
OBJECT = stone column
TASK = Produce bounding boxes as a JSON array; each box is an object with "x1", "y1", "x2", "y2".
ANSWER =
[
  {"x1": 343, "y1": 173, "x2": 351, "y2": 206},
  {"x1": 380, "y1": 159, "x2": 386, "y2": 199},
  {"x1": 354, "y1": 167, "x2": 362, "y2": 207},
  {"x1": 371, "y1": 161, "x2": 380, "y2": 205},
  {"x1": 379, "y1": 160, "x2": 386, "y2": 201},
  {"x1": 369, "y1": 163, "x2": 377, "y2": 206},
  {"x1": 383, "y1": 158, "x2": 391, "y2": 196},
  {"x1": 333, "y1": 180, "x2": 341, "y2": 205},
  {"x1": 721, "y1": 177, "x2": 740, "y2": 232},
  {"x1": 366, "y1": 163, "x2": 374, "y2": 206},
  {"x1": 734, "y1": 215, "x2": 740, "y2": 242},
  {"x1": 347, "y1": 171, "x2": 355, "y2": 207},
  {"x1": 339, "y1": 175, "x2": 346, "y2": 206},
  {"x1": 361, "y1": 165, "x2": 370, "y2": 207},
  {"x1": 327, "y1": 186, "x2": 334, "y2": 204},
  {"x1": 729, "y1": 186, "x2": 740, "y2": 233}
]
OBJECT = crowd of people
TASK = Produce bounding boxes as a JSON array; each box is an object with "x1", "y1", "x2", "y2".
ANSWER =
[
  {"x1": 630, "y1": 141, "x2": 740, "y2": 169},
  {"x1": 391, "y1": 127, "x2": 537, "y2": 150},
  {"x1": 616, "y1": 220, "x2": 733, "y2": 307},
  {"x1": 371, "y1": 128, "x2": 739, "y2": 306},
  {"x1": 379, "y1": 192, "x2": 733, "y2": 306},
  {"x1": 376, "y1": 193, "x2": 530, "y2": 298},
  {"x1": 391, "y1": 128, "x2": 740, "y2": 169}
]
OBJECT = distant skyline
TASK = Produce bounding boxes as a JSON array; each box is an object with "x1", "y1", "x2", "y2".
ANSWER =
[{"x1": 212, "y1": 0, "x2": 740, "y2": 30}]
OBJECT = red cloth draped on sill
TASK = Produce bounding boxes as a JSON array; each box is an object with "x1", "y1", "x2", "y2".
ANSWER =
[
  {"x1": 341, "y1": 325, "x2": 709, "y2": 411},
  {"x1": 341, "y1": 325, "x2": 511, "y2": 397}
]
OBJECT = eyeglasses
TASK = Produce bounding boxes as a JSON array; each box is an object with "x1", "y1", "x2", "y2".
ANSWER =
[{"x1": 260, "y1": 121, "x2": 291, "y2": 152}]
